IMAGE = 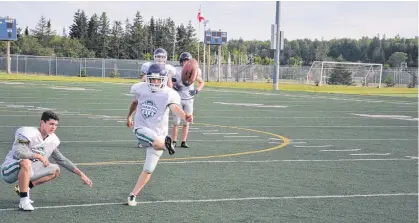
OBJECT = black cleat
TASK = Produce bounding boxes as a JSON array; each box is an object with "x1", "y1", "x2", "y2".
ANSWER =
[
  {"x1": 165, "y1": 136, "x2": 176, "y2": 155},
  {"x1": 172, "y1": 141, "x2": 177, "y2": 147},
  {"x1": 181, "y1": 141, "x2": 190, "y2": 148}
]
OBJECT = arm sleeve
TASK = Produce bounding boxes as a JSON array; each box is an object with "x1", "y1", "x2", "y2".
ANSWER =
[
  {"x1": 13, "y1": 134, "x2": 35, "y2": 159},
  {"x1": 51, "y1": 148, "x2": 77, "y2": 173},
  {"x1": 13, "y1": 143, "x2": 35, "y2": 160}
]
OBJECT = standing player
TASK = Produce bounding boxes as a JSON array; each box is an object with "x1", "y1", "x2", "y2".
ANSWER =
[
  {"x1": 140, "y1": 48, "x2": 176, "y2": 88},
  {"x1": 171, "y1": 52, "x2": 205, "y2": 148},
  {"x1": 0, "y1": 110, "x2": 93, "y2": 211},
  {"x1": 126, "y1": 63, "x2": 193, "y2": 206}
]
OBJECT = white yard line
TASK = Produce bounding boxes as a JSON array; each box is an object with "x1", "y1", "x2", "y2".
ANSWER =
[{"x1": 0, "y1": 193, "x2": 416, "y2": 211}]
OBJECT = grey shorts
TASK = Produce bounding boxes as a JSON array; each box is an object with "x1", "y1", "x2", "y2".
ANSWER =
[
  {"x1": 1, "y1": 160, "x2": 59, "y2": 184},
  {"x1": 173, "y1": 99, "x2": 194, "y2": 125}
]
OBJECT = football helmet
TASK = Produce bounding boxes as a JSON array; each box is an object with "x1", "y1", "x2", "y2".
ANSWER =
[
  {"x1": 179, "y1": 52, "x2": 192, "y2": 66},
  {"x1": 153, "y1": 48, "x2": 168, "y2": 64},
  {"x1": 146, "y1": 63, "x2": 168, "y2": 92}
]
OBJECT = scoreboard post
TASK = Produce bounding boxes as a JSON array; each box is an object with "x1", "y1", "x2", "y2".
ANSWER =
[
  {"x1": 0, "y1": 16, "x2": 17, "y2": 74},
  {"x1": 204, "y1": 30, "x2": 227, "y2": 82}
]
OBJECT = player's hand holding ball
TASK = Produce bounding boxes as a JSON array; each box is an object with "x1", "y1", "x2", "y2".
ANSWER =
[{"x1": 189, "y1": 89, "x2": 199, "y2": 96}]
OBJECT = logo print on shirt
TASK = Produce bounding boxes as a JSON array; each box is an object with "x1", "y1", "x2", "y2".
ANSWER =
[{"x1": 140, "y1": 100, "x2": 158, "y2": 119}]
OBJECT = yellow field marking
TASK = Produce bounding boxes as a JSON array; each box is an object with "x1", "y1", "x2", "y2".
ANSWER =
[{"x1": 76, "y1": 122, "x2": 290, "y2": 166}]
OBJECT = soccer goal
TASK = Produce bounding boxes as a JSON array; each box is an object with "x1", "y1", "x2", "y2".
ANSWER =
[{"x1": 306, "y1": 61, "x2": 383, "y2": 88}]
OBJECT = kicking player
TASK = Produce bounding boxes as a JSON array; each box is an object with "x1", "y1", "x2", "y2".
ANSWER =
[
  {"x1": 0, "y1": 110, "x2": 93, "y2": 211},
  {"x1": 171, "y1": 52, "x2": 205, "y2": 148},
  {"x1": 140, "y1": 48, "x2": 176, "y2": 88},
  {"x1": 126, "y1": 63, "x2": 193, "y2": 206}
]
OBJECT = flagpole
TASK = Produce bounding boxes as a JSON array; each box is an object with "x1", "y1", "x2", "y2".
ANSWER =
[
  {"x1": 203, "y1": 20, "x2": 206, "y2": 80},
  {"x1": 197, "y1": 5, "x2": 201, "y2": 63}
]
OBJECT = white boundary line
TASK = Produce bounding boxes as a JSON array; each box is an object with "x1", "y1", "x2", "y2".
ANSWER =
[
  {"x1": 321, "y1": 149, "x2": 362, "y2": 152},
  {"x1": 293, "y1": 145, "x2": 333, "y2": 148},
  {"x1": 0, "y1": 193, "x2": 417, "y2": 211},
  {"x1": 74, "y1": 158, "x2": 417, "y2": 166},
  {"x1": 0, "y1": 125, "x2": 415, "y2": 128},
  {"x1": 350, "y1": 153, "x2": 391, "y2": 156}
]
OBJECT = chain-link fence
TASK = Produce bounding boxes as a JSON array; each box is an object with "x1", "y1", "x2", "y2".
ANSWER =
[{"x1": 0, "y1": 54, "x2": 417, "y2": 87}]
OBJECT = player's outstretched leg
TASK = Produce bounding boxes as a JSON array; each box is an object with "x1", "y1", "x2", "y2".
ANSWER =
[{"x1": 127, "y1": 147, "x2": 163, "y2": 206}]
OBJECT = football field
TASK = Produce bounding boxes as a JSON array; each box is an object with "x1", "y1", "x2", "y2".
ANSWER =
[{"x1": 0, "y1": 80, "x2": 417, "y2": 222}]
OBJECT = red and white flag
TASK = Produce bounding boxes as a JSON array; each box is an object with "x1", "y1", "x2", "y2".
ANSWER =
[{"x1": 197, "y1": 9, "x2": 205, "y2": 23}]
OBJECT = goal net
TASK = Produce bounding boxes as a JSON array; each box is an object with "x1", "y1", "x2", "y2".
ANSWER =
[{"x1": 306, "y1": 61, "x2": 383, "y2": 88}]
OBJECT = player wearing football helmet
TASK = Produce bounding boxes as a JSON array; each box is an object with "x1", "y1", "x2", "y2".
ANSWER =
[
  {"x1": 171, "y1": 52, "x2": 205, "y2": 148},
  {"x1": 126, "y1": 63, "x2": 193, "y2": 206},
  {"x1": 145, "y1": 63, "x2": 168, "y2": 92},
  {"x1": 140, "y1": 48, "x2": 175, "y2": 88},
  {"x1": 153, "y1": 48, "x2": 167, "y2": 64}
]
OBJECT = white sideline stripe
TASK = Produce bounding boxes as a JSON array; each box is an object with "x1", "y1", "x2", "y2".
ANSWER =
[
  {"x1": 76, "y1": 158, "x2": 417, "y2": 166},
  {"x1": 321, "y1": 149, "x2": 361, "y2": 152},
  {"x1": 0, "y1": 193, "x2": 417, "y2": 211},
  {"x1": 0, "y1": 125, "x2": 415, "y2": 128},
  {"x1": 405, "y1": 156, "x2": 419, "y2": 159},
  {"x1": 350, "y1": 153, "x2": 391, "y2": 156},
  {"x1": 293, "y1": 145, "x2": 333, "y2": 148}
]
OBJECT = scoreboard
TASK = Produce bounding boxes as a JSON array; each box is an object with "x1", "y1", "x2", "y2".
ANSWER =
[
  {"x1": 0, "y1": 17, "x2": 17, "y2": 41},
  {"x1": 205, "y1": 30, "x2": 227, "y2": 45}
]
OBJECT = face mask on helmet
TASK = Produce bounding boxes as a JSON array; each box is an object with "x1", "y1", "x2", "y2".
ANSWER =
[
  {"x1": 154, "y1": 54, "x2": 166, "y2": 64},
  {"x1": 153, "y1": 48, "x2": 168, "y2": 64},
  {"x1": 146, "y1": 72, "x2": 168, "y2": 92}
]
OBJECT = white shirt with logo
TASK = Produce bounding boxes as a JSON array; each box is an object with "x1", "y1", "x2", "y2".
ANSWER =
[
  {"x1": 2, "y1": 127, "x2": 60, "y2": 167},
  {"x1": 130, "y1": 82, "x2": 181, "y2": 136}
]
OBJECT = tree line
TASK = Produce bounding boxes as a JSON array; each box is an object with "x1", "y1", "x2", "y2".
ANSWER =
[{"x1": 0, "y1": 9, "x2": 417, "y2": 68}]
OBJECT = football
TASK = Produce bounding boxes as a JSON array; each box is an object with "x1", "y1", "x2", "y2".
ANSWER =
[{"x1": 181, "y1": 58, "x2": 199, "y2": 86}]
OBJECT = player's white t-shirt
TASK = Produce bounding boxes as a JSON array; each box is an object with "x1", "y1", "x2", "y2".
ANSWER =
[
  {"x1": 173, "y1": 67, "x2": 202, "y2": 100},
  {"x1": 141, "y1": 62, "x2": 176, "y2": 78},
  {"x1": 130, "y1": 82, "x2": 181, "y2": 136},
  {"x1": 1, "y1": 127, "x2": 60, "y2": 167}
]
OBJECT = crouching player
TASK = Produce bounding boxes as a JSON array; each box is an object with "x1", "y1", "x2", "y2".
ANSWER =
[
  {"x1": 126, "y1": 63, "x2": 193, "y2": 206},
  {"x1": 0, "y1": 110, "x2": 93, "y2": 211}
]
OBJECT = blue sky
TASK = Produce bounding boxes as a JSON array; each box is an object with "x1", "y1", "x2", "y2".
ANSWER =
[{"x1": 0, "y1": 1, "x2": 417, "y2": 41}]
